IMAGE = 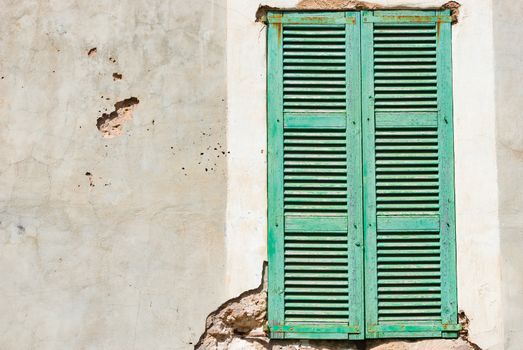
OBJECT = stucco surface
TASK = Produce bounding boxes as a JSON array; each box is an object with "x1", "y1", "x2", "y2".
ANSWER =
[
  {"x1": 493, "y1": 1, "x2": 523, "y2": 349},
  {"x1": 0, "y1": 1, "x2": 227, "y2": 349}
]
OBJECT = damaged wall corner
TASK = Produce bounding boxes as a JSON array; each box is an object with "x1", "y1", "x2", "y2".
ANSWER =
[{"x1": 195, "y1": 262, "x2": 268, "y2": 350}]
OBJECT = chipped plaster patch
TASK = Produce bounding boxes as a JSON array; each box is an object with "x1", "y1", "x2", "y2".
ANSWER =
[
  {"x1": 96, "y1": 97, "x2": 139, "y2": 138},
  {"x1": 195, "y1": 263, "x2": 268, "y2": 349},
  {"x1": 85, "y1": 172, "x2": 95, "y2": 187}
]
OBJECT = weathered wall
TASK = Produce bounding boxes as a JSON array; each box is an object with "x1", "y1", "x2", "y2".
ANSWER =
[
  {"x1": 226, "y1": 1, "x2": 509, "y2": 350},
  {"x1": 493, "y1": 0, "x2": 523, "y2": 349},
  {"x1": 0, "y1": 1, "x2": 227, "y2": 349},
  {"x1": 0, "y1": 0, "x2": 520, "y2": 349}
]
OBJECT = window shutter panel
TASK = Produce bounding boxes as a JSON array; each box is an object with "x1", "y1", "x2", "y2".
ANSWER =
[
  {"x1": 361, "y1": 10, "x2": 459, "y2": 338},
  {"x1": 267, "y1": 12, "x2": 363, "y2": 339}
]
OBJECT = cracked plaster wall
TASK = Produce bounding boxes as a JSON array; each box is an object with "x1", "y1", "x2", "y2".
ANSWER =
[{"x1": 0, "y1": 1, "x2": 227, "y2": 349}]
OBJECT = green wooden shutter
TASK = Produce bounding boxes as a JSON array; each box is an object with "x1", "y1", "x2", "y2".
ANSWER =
[
  {"x1": 267, "y1": 12, "x2": 364, "y2": 339},
  {"x1": 267, "y1": 9, "x2": 458, "y2": 340},
  {"x1": 361, "y1": 10, "x2": 459, "y2": 338}
]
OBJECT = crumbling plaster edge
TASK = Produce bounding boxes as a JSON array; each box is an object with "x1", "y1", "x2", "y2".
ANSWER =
[
  {"x1": 194, "y1": 262, "x2": 268, "y2": 349},
  {"x1": 255, "y1": 1, "x2": 460, "y2": 24},
  {"x1": 195, "y1": 262, "x2": 483, "y2": 350}
]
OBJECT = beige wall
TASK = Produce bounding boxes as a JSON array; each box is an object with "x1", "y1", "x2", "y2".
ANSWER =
[{"x1": 0, "y1": 1, "x2": 228, "y2": 349}]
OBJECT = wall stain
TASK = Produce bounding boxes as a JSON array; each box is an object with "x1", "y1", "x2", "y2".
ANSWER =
[{"x1": 85, "y1": 172, "x2": 95, "y2": 187}]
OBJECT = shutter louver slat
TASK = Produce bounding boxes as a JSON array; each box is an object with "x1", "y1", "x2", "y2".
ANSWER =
[
  {"x1": 283, "y1": 26, "x2": 346, "y2": 114},
  {"x1": 284, "y1": 129, "x2": 348, "y2": 215},
  {"x1": 373, "y1": 24, "x2": 438, "y2": 112},
  {"x1": 375, "y1": 127, "x2": 439, "y2": 215}
]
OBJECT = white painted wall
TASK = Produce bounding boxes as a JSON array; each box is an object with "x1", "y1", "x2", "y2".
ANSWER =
[
  {"x1": 493, "y1": 1, "x2": 523, "y2": 348},
  {"x1": 225, "y1": 1, "x2": 510, "y2": 349},
  {"x1": 225, "y1": 0, "x2": 268, "y2": 295}
]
